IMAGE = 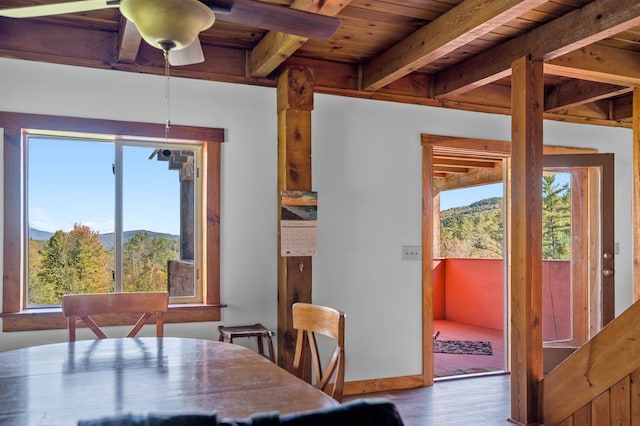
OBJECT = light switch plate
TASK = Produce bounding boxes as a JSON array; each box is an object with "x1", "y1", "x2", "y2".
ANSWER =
[{"x1": 402, "y1": 245, "x2": 422, "y2": 261}]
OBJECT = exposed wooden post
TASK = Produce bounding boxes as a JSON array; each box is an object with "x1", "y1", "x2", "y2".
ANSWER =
[
  {"x1": 510, "y1": 55, "x2": 544, "y2": 425},
  {"x1": 276, "y1": 66, "x2": 314, "y2": 371},
  {"x1": 633, "y1": 88, "x2": 640, "y2": 303},
  {"x1": 421, "y1": 142, "x2": 435, "y2": 386}
]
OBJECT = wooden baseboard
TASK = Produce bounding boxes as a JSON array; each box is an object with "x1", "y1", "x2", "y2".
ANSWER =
[
  {"x1": 344, "y1": 374, "x2": 425, "y2": 396},
  {"x1": 507, "y1": 419, "x2": 542, "y2": 426}
]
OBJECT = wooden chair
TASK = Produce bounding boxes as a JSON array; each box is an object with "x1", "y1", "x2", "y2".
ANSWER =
[
  {"x1": 62, "y1": 292, "x2": 169, "y2": 342},
  {"x1": 292, "y1": 302, "x2": 346, "y2": 402}
]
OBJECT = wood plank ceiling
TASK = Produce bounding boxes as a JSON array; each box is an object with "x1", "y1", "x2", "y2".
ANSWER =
[{"x1": 1, "y1": 0, "x2": 639, "y2": 184}]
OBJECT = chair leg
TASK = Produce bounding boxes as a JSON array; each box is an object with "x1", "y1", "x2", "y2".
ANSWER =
[
  {"x1": 257, "y1": 336, "x2": 265, "y2": 357},
  {"x1": 266, "y1": 335, "x2": 275, "y2": 363}
]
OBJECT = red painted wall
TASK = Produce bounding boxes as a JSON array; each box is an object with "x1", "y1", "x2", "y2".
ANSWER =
[
  {"x1": 445, "y1": 258, "x2": 504, "y2": 330},
  {"x1": 432, "y1": 258, "x2": 572, "y2": 337},
  {"x1": 433, "y1": 260, "x2": 446, "y2": 320}
]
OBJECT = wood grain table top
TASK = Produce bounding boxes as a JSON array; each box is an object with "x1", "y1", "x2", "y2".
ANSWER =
[{"x1": 0, "y1": 337, "x2": 338, "y2": 425}]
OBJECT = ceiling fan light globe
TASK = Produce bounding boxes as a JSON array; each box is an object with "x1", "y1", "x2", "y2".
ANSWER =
[{"x1": 120, "y1": 0, "x2": 215, "y2": 51}]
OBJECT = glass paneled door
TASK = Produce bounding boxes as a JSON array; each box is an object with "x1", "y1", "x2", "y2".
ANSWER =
[{"x1": 541, "y1": 154, "x2": 614, "y2": 368}]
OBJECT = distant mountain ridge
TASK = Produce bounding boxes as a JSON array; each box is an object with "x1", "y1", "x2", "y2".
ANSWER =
[
  {"x1": 439, "y1": 197, "x2": 503, "y2": 258},
  {"x1": 29, "y1": 228, "x2": 178, "y2": 249},
  {"x1": 440, "y1": 197, "x2": 502, "y2": 219}
]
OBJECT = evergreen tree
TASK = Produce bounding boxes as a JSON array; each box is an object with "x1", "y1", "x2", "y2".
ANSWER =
[{"x1": 542, "y1": 174, "x2": 571, "y2": 259}]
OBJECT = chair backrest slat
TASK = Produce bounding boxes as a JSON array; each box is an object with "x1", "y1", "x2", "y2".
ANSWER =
[
  {"x1": 62, "y1": 292, "x2": 168, "y2": 342},
  {"x1": 292, "y1": 302, "x2": 345, "y2": 402}
]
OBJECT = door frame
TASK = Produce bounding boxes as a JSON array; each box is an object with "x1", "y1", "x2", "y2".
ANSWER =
[{"x1": 421, "y1": 134, "x2": 607, "y2": 386}]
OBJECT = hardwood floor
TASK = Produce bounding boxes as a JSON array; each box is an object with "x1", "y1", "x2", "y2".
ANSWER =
[
  {"x1": 345, "y1": 320, "x2": 510, "y2": 424},
  {"x1": 347, "y1": 374, "x2": 512, "y2": 425}
]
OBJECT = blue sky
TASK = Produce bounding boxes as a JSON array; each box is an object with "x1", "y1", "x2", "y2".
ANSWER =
[
  {"x1": 28, "y1": 137, "x2": 182, "y2": 235},
  {"x1": 439, "y1": 173, "x2": 570, "y2": 211},
  {"x1": 439, "y1": 183, "x2": 504, "y2": 211}
]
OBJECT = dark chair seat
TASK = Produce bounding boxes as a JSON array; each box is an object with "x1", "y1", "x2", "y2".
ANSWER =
[{"x1": 78, "y1": 398, "x2": 404, "y2": 426}]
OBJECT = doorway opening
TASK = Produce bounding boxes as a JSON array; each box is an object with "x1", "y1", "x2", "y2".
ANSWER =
[
  {"x1": 434, "y1": 183, "x2": 505, "y2": 379},
  {"x1": 422, "y1": 134, "x2": 613, "y2": 386}
]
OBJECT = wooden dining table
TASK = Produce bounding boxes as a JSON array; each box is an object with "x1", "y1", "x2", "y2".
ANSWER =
[{"x1": 0, "y1": 337, "x2": 339, "y2": 425}]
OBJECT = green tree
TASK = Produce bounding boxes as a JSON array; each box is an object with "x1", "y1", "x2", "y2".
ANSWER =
[
  {"x1": 33, "y1": 224, "x2": 111, "y2": 304},
  {"x1": 27, "y1": 238, "x2": 46, "y2": 305},
  {"x1": 440, "y1": 197, "x2": 503, "y2": 258},
  {"x1": 542, "y1": 174, "x2": 571, "y2": 259},
  {"x1": 470, "y1": 208, "x2": 503, "y2": 257},
  {"x1": 123, "y1": 231, "x2": 179, "y2": 292}
]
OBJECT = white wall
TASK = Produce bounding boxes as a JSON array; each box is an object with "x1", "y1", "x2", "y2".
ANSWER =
[{"x1": 0, "y1": 57, "x2": 633, "y2": 382}]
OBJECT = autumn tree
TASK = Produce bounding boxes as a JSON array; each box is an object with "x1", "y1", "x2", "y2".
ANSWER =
[
  {"x1": 123, "y1": 231, "x2": 179, "y2": 292},
  {"x1": 32, "y1": 224, "x2": 111, "y2": 304},
  {"x1": 27, "y1": 239, "x2": 46, "y2": 305}
]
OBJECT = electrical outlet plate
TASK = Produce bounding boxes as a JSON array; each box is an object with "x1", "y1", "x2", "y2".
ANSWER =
[{"x1": 402, "y1": 245, "x2": 422, "y2": 261}]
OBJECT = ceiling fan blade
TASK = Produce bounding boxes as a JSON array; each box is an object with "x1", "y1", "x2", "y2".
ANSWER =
[
  {"x1": 205, "y1": 0, "x2": 341, "y2": 41},
  {"x1": 169, "y1": 38, "x2": 205, "y2": 66},
  {"x1": 0, "y1": 0, "x2": 118, "y2": 18}
]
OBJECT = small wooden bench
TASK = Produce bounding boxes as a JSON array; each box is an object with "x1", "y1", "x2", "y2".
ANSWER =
[{"x1": 218, "y1": 323, "x2": 275, "y2": 362}]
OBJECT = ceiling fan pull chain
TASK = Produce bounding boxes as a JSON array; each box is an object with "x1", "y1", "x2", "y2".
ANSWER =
[{"x1": 163, "y1": 50, "x2": 171, "y2": 157}]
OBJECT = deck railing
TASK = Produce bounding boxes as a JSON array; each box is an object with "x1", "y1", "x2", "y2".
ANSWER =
[{"x1": 434, "y1": 258, "x2": 571, "y2": 341}]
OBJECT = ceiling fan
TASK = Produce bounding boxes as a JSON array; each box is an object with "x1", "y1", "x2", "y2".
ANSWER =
[{"x1": 0, "y1": 0, "x2": 341, "y2": 65}]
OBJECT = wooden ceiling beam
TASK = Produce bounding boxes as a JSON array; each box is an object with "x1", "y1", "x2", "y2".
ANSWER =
[
  {"x1": 433, "y1": 154, "x2": 499, "y2": 162},
  {"x1": 431, "y1": 147, "x2": 509, "y2": 158},
  {"x1": 432, "y1": 0, "x2": 640, "y2": 97},
  {"x1": 611, "y1": 94, "x2": 633, "y2": 121},
  {"x1": 570, "y1": 98, "x2": 612, "y2": 119},
  {"x1": 545, "y1": 79, "x2": 631, "y2": 112},
  {"x1": 432, "y1": 157, "x2": 498, "y2": 169},
  {"x1": 423, "y1": 134, "x2": 510, "y2": 151},
  {"x1": 361, "y1": 0, "x2": 547, "y2": 92},
  {"x1": 116, "y1": 17, "x2": 142, "y2": 64},
  {"x1": 434, "y1": 165, "x2": 504, "y2": 193},
  {"x1": 545, "y1": 44, "x2": 640, "y2": 86},
  {"x1": 247, "y1": 0, "x2": 350, "y2": 78},
  {"x1": 0, "y1": 18, "x2": 115, "y2": 66},
  {"x1": 0, "y1": 17, "x2": 634, "y2": 129},
  {"x1": 433, "y1": 166, "x2": 470, "y2": 174}
]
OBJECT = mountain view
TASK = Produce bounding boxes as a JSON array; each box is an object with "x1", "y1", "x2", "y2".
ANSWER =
[
  {"x1": 27, "y1": 225, "x2": 180, "y2": 305},
  {"x1": 440, "y1": 175, "x2": 571, "y2": 260},
  {"x1": 440, "y1": 197, "x2": 504, "y2": 258},
  {"x1": 29, "y1": 228, "x2": 178, "y2": 249}
]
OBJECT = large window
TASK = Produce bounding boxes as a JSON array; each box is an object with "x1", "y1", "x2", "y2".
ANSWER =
[
  {"x1": 1, "y1": 112, "x2": 224, "y2": 331},
  {"x1": 27, "y1": 136, "x2": 201, "y2": 306}
]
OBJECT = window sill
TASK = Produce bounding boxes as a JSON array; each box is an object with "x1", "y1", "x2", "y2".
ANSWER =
[{"x1": 1, "y1": 304, "x2": 226, "y2": 332}]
